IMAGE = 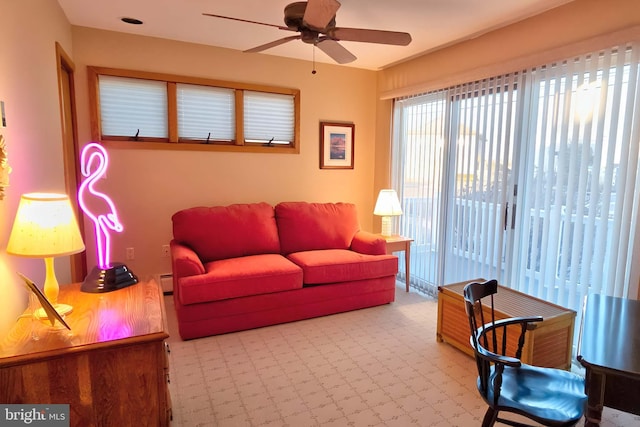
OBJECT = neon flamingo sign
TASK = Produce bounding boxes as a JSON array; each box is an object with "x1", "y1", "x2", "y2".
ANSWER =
[
  {"x1": 78, "y1": 142, "x2": 123, "y2": 269},
  {"x1": 79, "y1": 142, "x2": 137, "y2": 293}
]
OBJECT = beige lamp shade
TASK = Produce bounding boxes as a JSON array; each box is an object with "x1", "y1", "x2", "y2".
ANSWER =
[
  {"x1": 7, "y1": 192, "x2": 85, "y2": 257},
  {"x1": 374, "y1": 189, "x2": 403, "y2": 216},
  {"x1": 374, "y1": 189, "x2": 403, "y2": 236}
]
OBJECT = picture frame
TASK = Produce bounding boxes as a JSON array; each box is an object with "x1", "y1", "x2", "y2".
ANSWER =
[
  {"x1": 18, "y1": 272, "x2": 71, "y2": 329},
  {"x1": 319, "y1": 122, "x2": 354, "y2": 169}
]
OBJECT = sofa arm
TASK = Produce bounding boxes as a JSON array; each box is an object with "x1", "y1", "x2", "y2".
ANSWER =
[
  {"x1": 170, "y1": 240, "x2": 205, "y2": 278},
  {"x1": 351, "y1": 231, "x2": 387, "y2": 255}
]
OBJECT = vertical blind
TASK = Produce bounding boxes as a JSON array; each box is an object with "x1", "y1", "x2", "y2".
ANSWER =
[
  {"x1": 392, "y1": 41, "x2": 640, "y2": 318},
  {"x1": 391, "y1": 91, "x2": 448, "y2": 291},
  {"x1": 445, "y1": 74, "x2": 521, "y2": 287},
  {"x1": 515, "y1": 44, "x2": 640, "y2": 308}
]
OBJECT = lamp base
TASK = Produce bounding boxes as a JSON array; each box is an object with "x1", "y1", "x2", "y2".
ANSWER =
[
  {"x1": 81, "y1": 262, "x2": 138, "y2": 293},
  {"x1": 380, "y1": 216, "x2": 394, "y2": 236}
]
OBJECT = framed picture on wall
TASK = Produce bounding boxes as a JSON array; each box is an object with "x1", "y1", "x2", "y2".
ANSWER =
[{"x1": 319, "y1": 122, "x2": 354, "y2": 169}]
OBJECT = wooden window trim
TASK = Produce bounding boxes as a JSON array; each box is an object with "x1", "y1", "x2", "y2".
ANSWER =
[{"x1": 88, "y1": 66, "x2": 300, "y2": 154}]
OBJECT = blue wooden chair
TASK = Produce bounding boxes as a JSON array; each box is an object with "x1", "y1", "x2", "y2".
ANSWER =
[{"x1": 463, "y1": 279, "x2": 586, "y2": 427}]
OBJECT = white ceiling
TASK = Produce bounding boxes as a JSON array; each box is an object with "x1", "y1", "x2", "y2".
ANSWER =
[{"x1": 57, "y1": 0, "x2": 575, "y2": 70}]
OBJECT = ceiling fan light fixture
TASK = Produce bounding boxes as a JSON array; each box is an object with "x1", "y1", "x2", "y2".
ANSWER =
[{"x1": 203, "y1": 0, "x2": 411, "y2": 65}]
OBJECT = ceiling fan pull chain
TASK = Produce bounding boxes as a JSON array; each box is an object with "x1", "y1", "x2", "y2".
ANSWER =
[{"x1": 312, "y1": 44, "x2": 317, "y2": 74}]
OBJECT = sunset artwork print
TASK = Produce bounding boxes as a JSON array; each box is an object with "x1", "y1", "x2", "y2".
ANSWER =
[
  {"x1": 330, "y1": 132, "x2": 346, "y2": 160},
  {"x1": 320, "y1": 122, "x2": 354, "y2": 169}
]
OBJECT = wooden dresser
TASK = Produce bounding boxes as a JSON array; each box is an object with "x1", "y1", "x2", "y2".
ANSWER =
[
  {"x1": 0, "y1": 279, "x2": 171, "y2": 426},
  {"x1": 437, "y1": 279, "x2": 576, "y2": 370}
]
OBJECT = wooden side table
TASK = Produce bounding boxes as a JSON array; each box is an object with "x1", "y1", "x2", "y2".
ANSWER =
[
  {"x1": 379, "y1": 234, "x2": 413, "y2": 292},
  {"x1": 0, "y1": 279, "x2": 171, "y2": 426}
]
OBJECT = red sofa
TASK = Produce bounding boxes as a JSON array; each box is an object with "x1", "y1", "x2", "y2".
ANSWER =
[{"x1": 170, "y1": 201, "x2": 398, "y2": 340}]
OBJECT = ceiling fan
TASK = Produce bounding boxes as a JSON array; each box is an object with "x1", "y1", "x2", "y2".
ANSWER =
[{"x1": 203, "y1": 0, "x2": 412, "y2": 64}]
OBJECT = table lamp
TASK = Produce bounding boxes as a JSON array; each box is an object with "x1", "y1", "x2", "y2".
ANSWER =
[
  {"x1": 374, "y1": 189, "x2": 403, "y2": 236},
  {"x1": 7, "y1": 193, "x2": 85, "y2": 316}
]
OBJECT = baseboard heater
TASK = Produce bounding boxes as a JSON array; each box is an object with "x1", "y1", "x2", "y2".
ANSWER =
[{"x1": 157, "y1": 273, "x2": 173, "y2": 295}]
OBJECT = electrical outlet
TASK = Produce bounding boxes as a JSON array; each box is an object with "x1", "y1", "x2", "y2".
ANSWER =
[
  {"x1": 126, "y1": 247, "x2": 135, "y2": 260},
  {"x1": 162, "y1": 244, "x2": 170, "y2": 257}
]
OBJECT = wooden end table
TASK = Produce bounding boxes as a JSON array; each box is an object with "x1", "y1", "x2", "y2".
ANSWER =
[
  {"x1": 379, "y1": 234, "x2": 413, "y2": 292},
  {"x1": 0, "y1": 278, "x2": 171, "y2": 426}
]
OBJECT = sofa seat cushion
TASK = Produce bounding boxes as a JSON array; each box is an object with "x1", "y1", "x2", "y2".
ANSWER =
[
  {"x1": 287, "y1": 249, "x2": 398, "y2": 285},
  {"x1": 178, "y1": 254, "x2": 303, "y2": 305}
]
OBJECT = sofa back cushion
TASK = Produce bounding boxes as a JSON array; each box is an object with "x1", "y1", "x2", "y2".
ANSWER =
[
  {"x1": 172, "y1": 202, "x2": 280, "y2": 262},
  {"x1": 275, "y1": 202, "x2": 360, "y2": 254}
]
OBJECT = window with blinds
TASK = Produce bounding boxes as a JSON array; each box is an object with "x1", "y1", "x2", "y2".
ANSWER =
[
  {"x1": 89, "y1": 67, "x2": 300, "y2": 152},
  {"x1": 244, "y1": 91, "x2": 295, "y2": 144},
  {"x1": 392, "y1": 42, "x2": 640, "y2": 329},
  {"x1": 177, "y1": 84, "x2": 235, "y2": 143},
  {"x1": 99, "y1": 75, "x2": 168, "y2": 140}
]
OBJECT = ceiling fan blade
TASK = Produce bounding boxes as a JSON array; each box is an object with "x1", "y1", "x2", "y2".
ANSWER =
[
  {"x1": 316, "y1": 38, "x2": 356, "y2": 64},
  {"x1": 202, "y1": 13, "x2": 292, "y2": 31},
  {"x1": 303, "y1": 0, "x2": 341, "y2": 30},
  {"x1": 326, "y1": 27, "x2": 412, "y2": 46},
  {"x1": 244, "y1": 35, "x2": 301, "y2": 53}
]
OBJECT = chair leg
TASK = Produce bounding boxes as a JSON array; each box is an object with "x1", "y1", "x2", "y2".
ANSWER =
[{"x1": 481, "y1": 408, "x2": 498, "y2": 427}]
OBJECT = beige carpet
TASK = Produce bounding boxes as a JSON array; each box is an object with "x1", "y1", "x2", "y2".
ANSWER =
[{"x1": 164, "y1": 284, "x2": 638, "y2": 427}]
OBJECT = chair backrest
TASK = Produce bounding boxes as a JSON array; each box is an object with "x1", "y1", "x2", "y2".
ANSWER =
[
  {"x1": 463, "y1": 279, "x2": 499, "y2": 397},
  {"x1": 463, "y1": 279, "x2": 541, "y2": 401},
  {"x1": 463, "y1": 279, "x2": 498, "y2": 354}
]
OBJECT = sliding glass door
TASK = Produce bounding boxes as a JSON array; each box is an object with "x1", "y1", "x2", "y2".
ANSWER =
[
  {"x1": 392, "y1": 75, "x2": 523, "y2": 294},
  {"x1": 512, "y1": 45, "x2": 640, "y2": 311},
  {"x1": 392, "y1": 42, "x2": 640, "y2": 319},
  {"x1": 392, "y1": 92, "x2": 448, "y2": 289}
]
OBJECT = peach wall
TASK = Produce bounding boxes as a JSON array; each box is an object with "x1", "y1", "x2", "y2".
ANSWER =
[
  {"x1": 71, "y1": 27, "x2": 378, "y2": 279},
  {"x1": 0, "y1": 0, "x2": 73, "y2": 337}
]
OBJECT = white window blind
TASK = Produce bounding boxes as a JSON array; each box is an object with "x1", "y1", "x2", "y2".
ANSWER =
[
  {"x1": 244, "y1": 91, "x2": 294, "y2": 144},
  {"x1": 98, "y1": 75, "x2": 167, "y2": 139},
  {"x1": 177, "y1": 84, "x2": 235, "y2": 142}
]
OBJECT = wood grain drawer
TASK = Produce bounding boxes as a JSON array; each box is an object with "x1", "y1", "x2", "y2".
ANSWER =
[{"x1": 0, "y1": 279, "x2": 170, "y2": 427}]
